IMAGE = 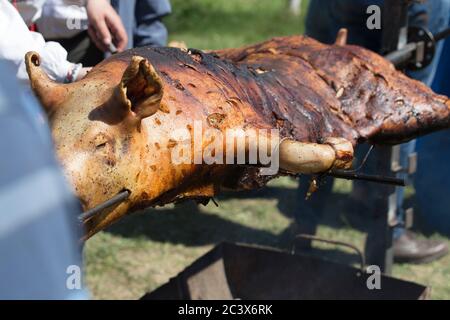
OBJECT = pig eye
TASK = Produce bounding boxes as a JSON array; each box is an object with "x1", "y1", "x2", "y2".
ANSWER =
[
  {"x1": 92, "y1": 134, "x2": 116, "y2": 166},
  {"x1": 96, "y1": 142, "x2": 107, "y2": 149},
  {"x1": 93, "y1": 134, "x2": 111, "y2": 150}
]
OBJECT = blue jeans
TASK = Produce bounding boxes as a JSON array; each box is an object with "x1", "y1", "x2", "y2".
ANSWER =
[
  {"x1": 111, "y1": 0, "x2": 171, "y2": 48},
  {"x1": 415, "y1": 19, "x2": 450, "y2": 236},
  {"x1": 298, "y1": 0, "x2": 450, "y2": 239}
]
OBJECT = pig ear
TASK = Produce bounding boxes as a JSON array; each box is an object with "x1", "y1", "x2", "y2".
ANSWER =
[
  {"x1": 116, "y1": 56, "x2": 164, "y2": 121},
  {"x1": 25, "y1": 51, "x2": 69, "y2": 114}
]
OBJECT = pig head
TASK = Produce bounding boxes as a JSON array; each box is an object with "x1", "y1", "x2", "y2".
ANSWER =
[{"x1": 25, "y1": 53, "x2": 166, "y2": 237}]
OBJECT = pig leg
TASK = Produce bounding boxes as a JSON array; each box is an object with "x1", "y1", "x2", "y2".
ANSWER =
[{"x1": 279, "y1": 137, "x2": 353, "y2": 174}]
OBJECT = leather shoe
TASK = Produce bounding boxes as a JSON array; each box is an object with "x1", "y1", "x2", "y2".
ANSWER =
[{"x1": 394, "y1": 230, "x2": 448, "y2": 264}]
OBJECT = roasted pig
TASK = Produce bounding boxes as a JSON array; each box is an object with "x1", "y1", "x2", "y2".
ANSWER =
[{"x1": 25, "y1": 34, "x2": 450, "y2": 237}]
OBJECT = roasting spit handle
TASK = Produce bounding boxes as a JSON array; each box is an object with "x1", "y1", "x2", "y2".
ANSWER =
[{"x1": 292, "y1": 234, "x2": 366, "y2": 274}]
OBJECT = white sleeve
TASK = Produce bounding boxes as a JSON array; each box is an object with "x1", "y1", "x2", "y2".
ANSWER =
[
  {"x1": 0, "y1": 0, "x2": 82, "y2": 84},
  {"x1": 14, "y1": 0, "x2": 47, "y2": 25}
]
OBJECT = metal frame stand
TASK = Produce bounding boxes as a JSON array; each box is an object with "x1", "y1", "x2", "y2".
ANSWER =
[{"x1": 364, "y1": 0, "x2": 415, "y2": 274}]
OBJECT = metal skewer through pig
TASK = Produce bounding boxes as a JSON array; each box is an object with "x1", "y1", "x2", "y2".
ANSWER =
[{"x1": 25, "y1": 32, "x2": 450, "y2": 238}]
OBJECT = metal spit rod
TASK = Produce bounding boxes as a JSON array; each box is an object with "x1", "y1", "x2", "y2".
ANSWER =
[
  {"x1": 384, "y1": 42, "x2": 418, "y2": 66},
  {"x1": 324, "y1": 145, "x2": 406, "y2": 187},
  {"x1": 327, "y1": 170, "x2": 405, "y2": 187},
  {"x1": 78, "y1": 189, "x2": 130, "y2": 222},
  {"x1": 434, "y1": 27, "x2": 450, "y2": 42}
]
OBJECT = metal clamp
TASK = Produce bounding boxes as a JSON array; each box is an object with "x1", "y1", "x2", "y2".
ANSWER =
[
  {"x1": 407, "y1": 26, "x2": 435, "y2": 70},
  {"x1": 292, "y1": 234, "x2": 366, "y2": 274}
]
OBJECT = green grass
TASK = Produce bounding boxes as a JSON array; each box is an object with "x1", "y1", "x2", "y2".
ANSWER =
[
  {"x1": 164, "y1": 0, "x2": 308, "y2": 49},
  {"x1": 84, "y1": 0, "x2": 450, "y2": 300}
]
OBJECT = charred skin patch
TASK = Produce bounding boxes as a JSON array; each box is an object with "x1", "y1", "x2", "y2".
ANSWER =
[
  {"x1": 207, "y1": 113, "x2": 226, "y2": 129},
  {"x1": 167, "y1": 139, "x2": 178, "y2": 148}
]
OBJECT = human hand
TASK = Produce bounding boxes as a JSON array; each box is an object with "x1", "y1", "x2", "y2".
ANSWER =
[{"x1": 86, "y1": 0, "x2": 128, "y2": 52}]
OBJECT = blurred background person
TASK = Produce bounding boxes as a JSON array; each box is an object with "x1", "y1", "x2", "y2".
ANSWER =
[
  {"x1": 111, "y1": 0, "x2": 172, "y2": 49},
  {"x1": 295, "y1": 0, "x2": 449, "y2": 264},
  {"x1": 0, "y1": 59, "x2": 87, "y2": 299},
  {"x1": 415, "y1": 18, "x2": 450, "y2": 237},
  {"x1": 0, "y1": 0, "x2": 90, "y2": 84},
  {"x1": 36, "y1": 0, "x2": 128, "y2": 66},
  {"x1": 37, "y1": 0, "x2": 171, "y2": 67}
]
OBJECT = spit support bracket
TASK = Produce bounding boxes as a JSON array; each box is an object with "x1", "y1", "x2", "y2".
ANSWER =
[{"x1": 385, "y1": 25, "x2": 450, "y2": 70}]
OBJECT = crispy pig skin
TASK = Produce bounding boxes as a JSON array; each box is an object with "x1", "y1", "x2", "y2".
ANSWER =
[
  {"x1": 108, "y1": 34, "x2": 450, "y2": 193},
  {"x1": 213, "y1": 35, "x2": 450, "y2": 145}
]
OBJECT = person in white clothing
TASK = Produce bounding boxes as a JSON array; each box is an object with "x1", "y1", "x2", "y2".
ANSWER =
[
  {"x1": 0, "y1": 0, "x2": 90, "y2": 84},
  {"x1": 0, "y1": 0, "x2": 127, "y2": 84},
  {"x1": 36, "y1": 0, "x2": 128, "y2": 65}
]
